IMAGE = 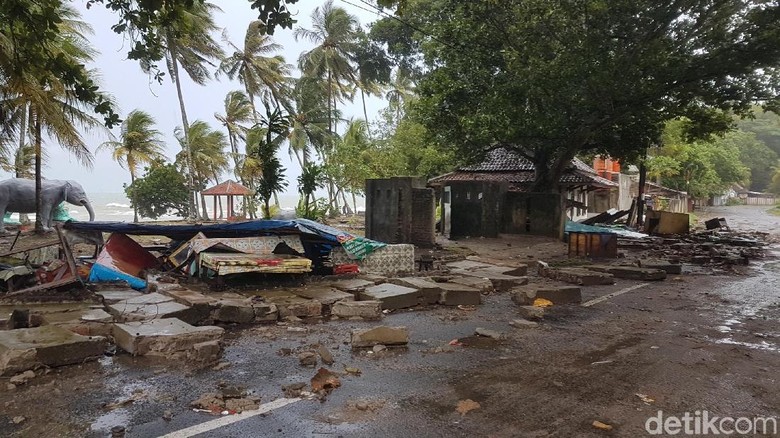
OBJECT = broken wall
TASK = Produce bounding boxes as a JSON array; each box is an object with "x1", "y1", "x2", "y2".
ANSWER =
[
  {"x1": 448, "y1": 181, "x2": 507, "y2": 238},
  {"x1": 502, "y1": 192, "x2": 565, "y2": 240},
  {"x1": 365, "y1": 177, "x2": 435, "y2": 247}
]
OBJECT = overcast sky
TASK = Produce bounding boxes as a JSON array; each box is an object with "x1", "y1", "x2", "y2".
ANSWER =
[{"x1": 0, "y1": 1, "x2": 386, "y2": 195}]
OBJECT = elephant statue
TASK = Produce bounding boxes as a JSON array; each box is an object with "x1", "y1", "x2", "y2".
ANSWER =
[{"x1": 0, "y1": 178, "x2": 95, "y2": 233}]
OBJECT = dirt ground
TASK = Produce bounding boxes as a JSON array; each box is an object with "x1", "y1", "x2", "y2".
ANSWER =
[{"x1": 0, "y1": 205, "x2": 779, "y2": 437}]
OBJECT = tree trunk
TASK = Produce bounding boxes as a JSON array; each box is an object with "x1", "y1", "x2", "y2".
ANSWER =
[
  {"x1": 16, "y1": 104, "x2": 26, "y2": 177},
  {"x1": 200, "y1": 190, "x2": 209, "y2": 220},
  {"x1": 169, "y1": 43, "x2": 197, "y2": 220},
  {"x1": 131, "y1": 172, "x2": 138, "y2": 223},
  {"x1": 352, "y1": 191, "x2": 357, "y2": 215},
  {"x1": 361, "y1": 88, "x2": 372, "y2": 139},
  {"x1": 637, "y1": 161, "x2": 647, "y2": 227},
  {"x1": 34, "y1": 113, "x2": 43, "y2": 234},
  {"x1": 264, "y1": 197, "x2": 271, "y2": 219}
]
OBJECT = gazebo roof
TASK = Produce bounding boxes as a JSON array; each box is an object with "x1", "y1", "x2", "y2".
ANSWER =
[{"x1": 202, "y1": 180, "x2": 251, "y2": 196}]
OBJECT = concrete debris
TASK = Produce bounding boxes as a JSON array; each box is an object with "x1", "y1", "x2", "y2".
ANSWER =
[
  {"x1": 95, "y1": 290, "x2": 144, "y2": 305},
  {"x1": 637, "y1": 259, "x2": 682, "y2": 275},
  {"x1": 292, "y1": 286, "x2": 354, "y2": 308},
  {"x1": 510, "y1": 319, "x2": 539, "y2": 329},
  {"x1": 298, "y1": 351, "x2": 318, "y2": 367},
  {"x1": 311, "y1": 367, "x2": 341, "y2": 393},
  {"x1": 112, "y1": 318, "x2": 224, "y2": 360},
  {"x1": 438, "y1": 282, "x2": 482, "y2": 306},
  {"x1": 475, "y1": 327, "x2": 505, "y2": 340},
  {"x1": 537, "y1": 261, "x2": 615, "y2": 286},
  {"x1": 512, "y1": 286, "x2": 582, "y2": 305},
  {"x1": 516, "y1": 306, "x2": 545, "y2": 321},
  {"x1": 453, "y1": 269, "x2": 528, "y2": 291},
  {"x1": 12, "y1": 416, "x2": 26, "y2": 425},
  {"x1": 344, "y1": 367, "x2": 361, "y2": 375},
  {"x1": 448, "y1": 276, "x2": 494, "y2": 294},
  {"x1": 332, "y1": 300, "x2": 382, "y2": 320},
  {"x1": 351, "y1": 326, "x2": 409, "y2": 348},
  {"x1": 282, "y1": 382, "x2": 307, "y2": 398},
  {"x1": 212, "y1": 361, "x2": 231, "y2": 371},
  {"x1": 107, "y1": 293, "x2": 202, "y2": 325},
  {"x1": 0, "y1": 325, "x2": 107, "y2": 376},
  {"x1": 372, "y1": 344, "x2": 387, "y2": 353},
  {"x1": 191, "y1": 388, "x2": 260, "y2": 414},
  {"x1": 80, "y1": 309, "x2": 113, "y2": 323},
  {"x1": 264, "y1": 295, "x2": 321, "y2": 318},
  {"x1": 211, "y1": 299, "x2": 255, "y2": 324},
  {"x1": 162, "y1": 410, "x2": 173, "y2": 421},
  {"x1": 329, "y1": 279, "x2": 374, "y2": 295},
  {"x1": 317, "y1": 345, "x2": 335, "y2": 365},
  {"x1": 456, "y1": 399, "x2": 481, "y2": 416},
  {"x1": 585, "y1": 265, "x2": 667, "y2": 281},
  {"x1": 389, "y1": 277, "x2": 442, "y2": 304},
  {"x1": 9, "y1": 370, "x2": 35, "y2": 385},
  {"x1": 360, "y1": 283, "x2": 420, "y2": 310}
]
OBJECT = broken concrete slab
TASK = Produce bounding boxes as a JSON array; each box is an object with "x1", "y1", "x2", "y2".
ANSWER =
[
  {"x1": 331, "y1": 300, "x2": 382, "y2": 320},
  {"x1": 252, "y1": 302, "x2": 279, "y2": 323},
  {"x1": 389, "y1": 277, "x2": 442, "y2": 304},
  {"x1": 329, "y1": 279, "x2": 374, "y2": 296},
  {"x1": 537, "y1": 262, "x2": 615, "y2": 286},
  {"x1": 357, "y1": 274, "x2": 387, "y2": 284},
  {"x1": 510, "y1": 319, "x2": 539, "y2": 328},
  {"x1": 0, "y1": 325, "x2": 107, "y2": 376},
  {"x1": 457, "y1": 269, "x2": 529, "y2": 291},
  {"x1": 112, "y1": 318, "x2": 224, "y2": 357},
  {"x1": 586, "y1": 265, "x2": 667, "y2": 281},
  {"x1": 351, "y1": 326, "x2": 409, "y2": 348},
  {"x1": 162, "y1": 288, "x2": 218, "y2": 310},
  {"x1": 437, "y1": 282, "x2": 482, "y2": 306},
  {"x1": 211, "y1": 299, "x2": 255, "y2": 324},
  {"x1": 481, "y1": 264, "x2": 528, "y2": 277},
  {"x1": 512, "y1": 286, "x2": 582, "y2": 305},
  {"x1": 108, "y1": 297, "x2": 202, "y2": 325},
  {"x1": 516, "y1": 306, "x2": 545, "y2": 320},
  {"x1": 95, "y1": 289, "x2": 144, "y2": 305},
  {"x1": 449, "y1": 275, "x2": 494, "y2": 293},
  {"x1": 446, "y1": 260, "x2": 494, "y2": 271},
  {"x1": 637, "y1": 260, "x2": 682, "y2": 275},
  {"x1": 263, "y1": 295, "x2": 322, "y2": 318},
  {"x1": 80, "y1": 309, "x2": 113, "y2": 323},
  {"x1": 360, "y1": 283, "x2": 420, "y2": 310},
  {"x1": 292, "y1": 286, "x2": 354, "y2": 312},
  {"x1": 187, "y1": 340, "x2": 221, "y2": 366}
]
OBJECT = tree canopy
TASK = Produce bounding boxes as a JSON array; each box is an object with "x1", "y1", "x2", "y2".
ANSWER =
[{"x1": 390, "y1": 0, "x2": 780, "y2": 190}]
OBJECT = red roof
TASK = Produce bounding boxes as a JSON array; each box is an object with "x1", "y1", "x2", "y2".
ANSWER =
[{"x1": 202, "y1": 180, "x2": 252, "y2": 196}]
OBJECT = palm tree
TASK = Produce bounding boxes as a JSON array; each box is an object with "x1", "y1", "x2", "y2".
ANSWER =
[
  {"x1": 385, "y1": 69, "x2": 416, "y2": 122},
  {"x1": 295, "y1": 0, "x2": 359, "y2": 138},
  {"x1": 218, "y1": 21, "x2": 293, "y2": 118},
  {"x1": 175, "y1": 120, "x2": 229, "y2": 219},
  {"x1": 287, "y1": 77, "x2": 332, "y2": 168},
  {"x1": 157, "y1": 1, "x2": 224, "y2": 220},
  {"x1": 1, "y1": 5, "x2": 105, "y2": 232},
  {"x1": 214, "y1": 91, "x2": 252, "y2": 178},
  {"x1": 98, "y1": 110, "x2": 166, "y2": 222},
  {"x1": 352, "y1": 30, "x2": 392, "y2": 137}
]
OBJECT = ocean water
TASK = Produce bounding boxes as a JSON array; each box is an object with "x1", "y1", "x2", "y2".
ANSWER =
[{"x1": 7, "y1": 192, "x2": 365, "y2": 223}]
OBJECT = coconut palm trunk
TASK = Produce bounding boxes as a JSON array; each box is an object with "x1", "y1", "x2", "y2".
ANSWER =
[
  {"x1": 169, "y1": 43, "x2": 198, "y2": 220},
  {"x1": 130, "y1": 172, "x2": 138, "y2": 223},
  {"x1": 34, "y1": 113, "x2": 43, "y2": 233}
]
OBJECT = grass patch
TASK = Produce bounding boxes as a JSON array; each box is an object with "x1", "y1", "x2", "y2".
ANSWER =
[{"x1": 768, "y1": 206, "x2": 780, "y2": 216}]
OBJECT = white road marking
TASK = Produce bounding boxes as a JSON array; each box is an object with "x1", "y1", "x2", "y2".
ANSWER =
[
  {"x1": 159, "y1": 397, "x2": 301, "y2": 438},
  {"x1": 581, "y1": 283, "x2": 649, "y2": 307}
]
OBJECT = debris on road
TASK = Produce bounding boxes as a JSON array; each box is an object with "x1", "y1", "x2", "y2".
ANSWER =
[
  {"x1": 475, "y1": 327, "x2": 505, "y2": 340},
  {"x1": 592, "y1": 420, "x2": 613, "y2": 431},
  {"x1": 311, "y1": 367, "x2": 341, "y2": 393},
  {"x1": 635, "y1": 393, "x2": 655, "y2": 404},
  {"x1": 456, "y1": 399, "x2": 481, "y2": 416},
  {"x1": 351, "y1": 326, "x2": 409, "y2": 348},
  {"x1": 190, "y1": 386, "x2": 260, "y2": 415},
  {"x1": 9, "y1": 370, "x2": 35, "y2": 385},
  {"x1": 317, "y1": 345, "x2": 335, "y2": 365},
  {"x1": 298, "y1": 351, "x2": 318, "y2": 367},
  {"x1": 509, "y1": 319, "x2": 539, "y2": 329}
]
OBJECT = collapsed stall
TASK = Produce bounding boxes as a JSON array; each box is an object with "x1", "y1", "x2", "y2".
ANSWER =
[{"x1": 61, "y1": 219, "x2": 411, "y2": 290}]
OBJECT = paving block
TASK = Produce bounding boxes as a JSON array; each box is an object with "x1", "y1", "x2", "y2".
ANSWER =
[
  {"x1": 95, "y1": 289, "x2": 144, "y2": 305},
  {"x1": 113, "y1": 318, "x2": 224, "y2": 357},
  {"x1": 351, "y1": 326, "x2": 409, "y2": 347},
  {"x1": 332, "y1": 300, "x2": 382, "y2": 320},
  {"x1": 360, "y1": 283, "x2": 420, "y2": 310},
  {"x1": 211, "y1": 299, "x2": 255, "y2": 324},
  {"x1": 588, "y1": 265, "x2": 668, "y2": 280},
  {"x1": 0, "y1": 325, "x2": 107, "y2": 376},
  {"x1": 449, "y1": 276, "x2": 494, "y2": 294},
  {"x1": 637, "y1": 260, "x2": 682, "y2": 275},
  {"x1": 438, "y1": 282, "x2": 482, "y2": 306},
  {"x1": 80, "y1": 309, "x2": 113, "y2": 323},
  {"x1": 389, "y1": 277, "x2": 442, "y2": 304}
]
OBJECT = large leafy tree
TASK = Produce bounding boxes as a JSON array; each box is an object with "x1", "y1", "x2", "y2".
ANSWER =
[
  {"x1": 219, "y1": 21, "x2": 293, "y2": 118},
  {"x1": 126, "y1": 160, "x2": 190, "y2": 220},
  {"x1": 402, "y1": 0, "x2": 780, "y2": 191},
  {"x1": 98, "y1": 110, "x2": 166, "y2": 222}
]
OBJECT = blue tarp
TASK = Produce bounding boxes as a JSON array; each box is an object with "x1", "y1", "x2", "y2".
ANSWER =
[
  {"x1": 64, "y1": 219, "x2": 387, "y2": 262},
  {"x1": 88, "y1": 263, "x2": 147, "y2": 290}
]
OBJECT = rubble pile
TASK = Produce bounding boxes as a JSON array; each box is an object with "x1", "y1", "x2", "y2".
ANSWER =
[{"x1": 622, "y1": 230, "x2": 770, "y2": 267}]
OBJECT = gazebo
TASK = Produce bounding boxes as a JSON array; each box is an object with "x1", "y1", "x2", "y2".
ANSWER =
[{"x1": 201, "y1": 180, "x2": 252, "y2": 221}]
